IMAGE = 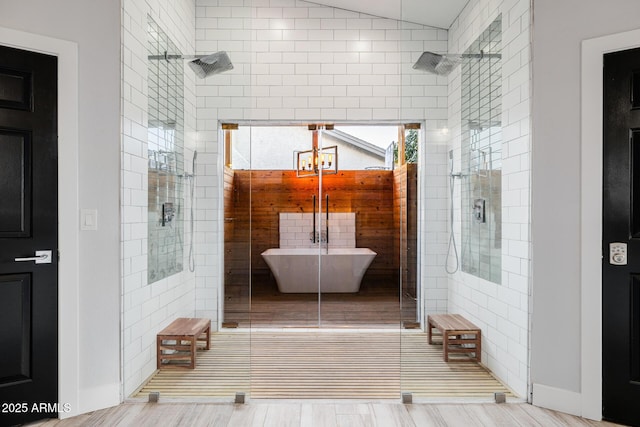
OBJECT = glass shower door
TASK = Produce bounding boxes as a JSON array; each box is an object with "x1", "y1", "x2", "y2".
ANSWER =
[
  {"x1": 312, "y1": 125, "x2": 403, "y2": 399},
  {"x1": 226, "y1": 122, "x2": 408, "y2": 398}
]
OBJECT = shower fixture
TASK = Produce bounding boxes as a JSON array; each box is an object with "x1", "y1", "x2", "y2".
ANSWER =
[
  {"x1": 413, "y1": 50, "x2": 501, "y2": 76},
  {"x1": 446, "y1": 150, "x2": 461, "y2": 274},
  {"x1": 188, "y1": 150, "x2": 197, "y2": 272},
  {"x1": 148, "y1": 51, "x2": 234, "y2": 78},
  {"x1": 188, "y1": 52, "x2": 233, "y2": 78}
]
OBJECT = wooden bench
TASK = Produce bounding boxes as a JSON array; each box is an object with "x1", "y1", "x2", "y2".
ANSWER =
[
  {"x1": 157, "y1": 318, "x2": 211, "y2": 369},
  {"x1": 427, "y1": 314, "x2": 481, "y2": 362}
]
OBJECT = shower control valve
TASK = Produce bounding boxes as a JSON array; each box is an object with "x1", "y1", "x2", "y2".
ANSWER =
[{"x1": 309, "y1": 231, "x2": 328, "y2": 243}]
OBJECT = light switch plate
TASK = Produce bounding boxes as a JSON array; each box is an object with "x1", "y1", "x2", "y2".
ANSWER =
[{"x1": 81, "y1": 209, "x2": 98, "y2": 231}]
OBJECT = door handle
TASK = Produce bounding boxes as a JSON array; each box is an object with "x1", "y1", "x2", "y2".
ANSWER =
[
  {"x1": 15, "y1": 250, "x2": 52, "y2": 264},
  {"x1": 609, "y1": 243, "x2": 627, "y2": 265}
]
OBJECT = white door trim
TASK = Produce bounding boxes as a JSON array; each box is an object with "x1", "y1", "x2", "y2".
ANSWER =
[
  {"x1": 0, "y1": 27, "x2": 80, "y2": 419},
  {"x1": 581, "y1": 27, "x2": 640, "y2": 421}
]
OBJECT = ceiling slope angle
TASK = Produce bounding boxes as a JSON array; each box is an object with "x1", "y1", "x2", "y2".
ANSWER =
[{"x1": 303, "y1": 0, "x2": 469, "y2": 29}]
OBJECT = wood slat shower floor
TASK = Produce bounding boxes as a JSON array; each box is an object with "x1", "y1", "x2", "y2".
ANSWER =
[{"x1": 135, "y1": 330, "x2": 512, "y2": 400}]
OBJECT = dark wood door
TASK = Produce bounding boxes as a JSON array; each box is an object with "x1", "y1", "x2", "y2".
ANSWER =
[
  {"x1": 603, "y1": 47, "x2": 640, "y2": 427},
  {"x1": 0, "y1": 45, "x2": 58, "y2": 426}
]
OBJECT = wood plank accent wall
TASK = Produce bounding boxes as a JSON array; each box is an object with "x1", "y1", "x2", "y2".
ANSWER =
[
  {"x1": 227, "y1": 170, "x2": 398, "y2": 293},
  {"x1": 223, "y1": 167, "x2": 250, "y2": 304},
  {"x1": 393, "y1": 164, "x2": 418, "y2": 299}
]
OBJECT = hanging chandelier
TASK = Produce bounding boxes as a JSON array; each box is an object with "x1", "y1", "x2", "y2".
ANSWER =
[{"x1": 295, "y1": 124, "x2": 338, "y2": 178}]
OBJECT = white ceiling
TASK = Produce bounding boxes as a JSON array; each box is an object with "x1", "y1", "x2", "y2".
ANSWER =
[{"x1": 304, "y1": 0, "x2": 469, "y2": 29}]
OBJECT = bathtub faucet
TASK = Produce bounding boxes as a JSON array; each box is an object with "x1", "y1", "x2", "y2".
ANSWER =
[{"x1": 309, "y1": 230, "x2": 328, "y2": 243}]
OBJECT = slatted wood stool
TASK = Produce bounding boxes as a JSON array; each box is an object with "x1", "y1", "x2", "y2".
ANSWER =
[
  {"x1": 427, "y1": 314, "x2": 481, "y2": 362},
  {"x1": 157, "y1": 318, "x2": 211, "y2": 369}
]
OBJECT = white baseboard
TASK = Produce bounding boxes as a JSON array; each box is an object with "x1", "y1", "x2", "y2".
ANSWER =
[{"x1": 532, "y1": 383, "x2": 582, "y2": 417}]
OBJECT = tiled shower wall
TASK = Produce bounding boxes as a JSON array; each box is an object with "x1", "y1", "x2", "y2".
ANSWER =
[
  {"x1": 420, "y1": 129, "x2": 450, "y2": 316},
  {"x1": 118, "y1": 0, "x2": 531, "y2": 399},
  {"x1": 194, "y1": 0, "x2": 451, "y2": 329},
  {"x1": 447, "y1": 0, "x2": 531, "y2": 397},
  {"x1": 147, "y1": 16, "x2": 186, "y2": 284},
  {"x1": 121, "y1": 0, "x2": 197, "y2": 397}
]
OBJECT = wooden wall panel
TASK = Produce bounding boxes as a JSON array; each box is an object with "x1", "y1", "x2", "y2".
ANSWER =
[
  {"x1": 407, "y1": 164, "x2": 418, "y2": 296},
  {"x1": 230, "y1": 170, "x2": 398, "y2": 292},
  {"x1": 223, "y1": 166, "x2": 250, "y2": 304},
  {"x1": 393, "y1": 164, "x2": 418, "y2": 298}
]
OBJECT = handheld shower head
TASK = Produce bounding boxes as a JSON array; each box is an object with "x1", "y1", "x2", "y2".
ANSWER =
[{"x1": 188, "y1": 149, "x2": 198, "y2": 272}]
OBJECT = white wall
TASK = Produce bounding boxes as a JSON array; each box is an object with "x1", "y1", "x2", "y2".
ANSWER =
[
  {"x1": 531, "y1": 0, "x2": 640, "y2": 416},
  {"x1": 194, "y1": 0, "x2": 450, "y2": 328},
  {"x1": 447, "y1": 0, "x2": 531, "y2": 398},
  {"x1": 231, "y1": 126, "x2": 385, "y2": 170},
  {"x1": 121, "y1": 0, "x2": 198, "y2": 397},
  {"x1": 0, "y1": 0, "x2": 121, "y2": 415},
  {"x1": 420, "y1": 128, "x2": 450, "y2": 317}
]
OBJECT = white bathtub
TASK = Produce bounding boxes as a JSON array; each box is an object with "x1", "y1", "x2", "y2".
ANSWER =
[{"x1": 261, "y1": 248, "x2": 377, "y2": 293}]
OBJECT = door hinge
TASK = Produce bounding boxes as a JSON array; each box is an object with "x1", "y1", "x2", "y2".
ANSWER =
[{"x1": 57, "y1": 250, "x2": 60, "y2": 262}]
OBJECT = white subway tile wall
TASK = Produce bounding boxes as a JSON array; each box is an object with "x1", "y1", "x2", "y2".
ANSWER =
[
  {"x1": 119, "y1": 0, "x2": 532, "y2": 400},
  {"x1": 420, "y1": 129, "x2": 450, "y2": 316},
  {"x1": 121, "y1": 0, "x2": 197, "y2": 397},
  {"x1": 446, "y1": 0, "x2": 531, "y2": 398},
  {"x1": 279, "y1": 212, "x2": 356, "y2": 248},
  {"x1": 194, "y1": 0, "x2": 449, "y2": 364}
]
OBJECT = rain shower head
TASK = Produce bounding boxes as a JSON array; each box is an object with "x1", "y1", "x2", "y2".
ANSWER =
[
  {"x1": 188, "y1": 51, "x2": 233, "y2": 78},
  {"x1": 413, "y1": 50, "x2": 501, "y2": 76},
  {"x1": 413, "y1": 52, "x2": 460, "y2": 76},
  {"x1": 148, "y1": 51, "x2": 234, "y2": 78}
]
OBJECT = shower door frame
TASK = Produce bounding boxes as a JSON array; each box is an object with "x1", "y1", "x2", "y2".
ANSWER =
[{"x1": 218, "y1": 120, "x2": 425, "y2": 330}]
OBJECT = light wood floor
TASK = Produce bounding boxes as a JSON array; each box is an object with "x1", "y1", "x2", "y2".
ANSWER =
[
  {"x1": 227, "y1": 293, "x2": 411, "y2": 328},
  {"x1": 224, "y1": 282, "x2": 416, "y2": 329},
  {"x1": 28, "y1": 402, "x2": 622, "y2": 426},
  {"x1": 136, "y1": 330, "x2": 510, "y2": 400}
]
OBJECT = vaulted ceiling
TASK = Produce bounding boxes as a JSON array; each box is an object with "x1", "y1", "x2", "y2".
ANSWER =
[{"x1": 304, "y1": 0, "x2": 469, "y2": 29}]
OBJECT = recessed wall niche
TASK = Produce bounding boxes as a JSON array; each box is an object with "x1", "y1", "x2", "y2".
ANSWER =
[
  {"x1": 147, "y1": 16, "x2": 185, "y2": 284},
  {"x1": 461, "y1": 16, "x2": 502, "y2": 284}
]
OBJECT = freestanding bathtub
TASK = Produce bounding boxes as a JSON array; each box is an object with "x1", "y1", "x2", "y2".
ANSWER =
[{"x1": 261, "y1": 248, "x2": 376, "y2": 293}]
